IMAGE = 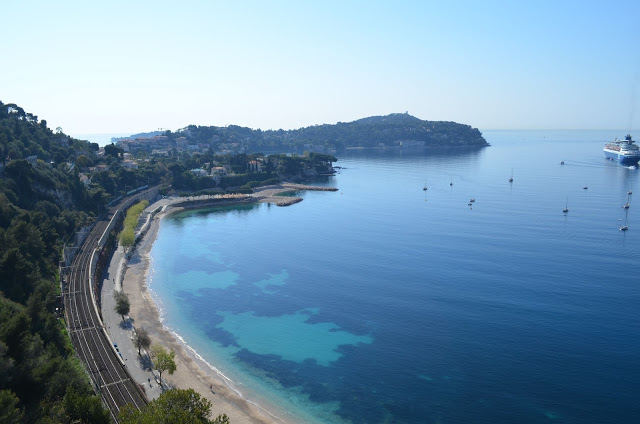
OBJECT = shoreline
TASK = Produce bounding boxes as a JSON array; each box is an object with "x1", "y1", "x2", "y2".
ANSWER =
[{"x1": 118, "y1": 184, "x2": 338, "y2": 423}]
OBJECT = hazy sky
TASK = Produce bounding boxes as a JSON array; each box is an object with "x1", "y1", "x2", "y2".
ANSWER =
[{"x1": 2, "y1": 0, "x2": 640, "y2": 136}]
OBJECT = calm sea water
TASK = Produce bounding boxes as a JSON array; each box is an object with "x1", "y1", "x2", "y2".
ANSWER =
[
  {"x1": 72, "y1": 133, "x2": 129, "y2": 146},
  {"x1": 149, "y1": 130, "x2": 640, "y2": 424}
]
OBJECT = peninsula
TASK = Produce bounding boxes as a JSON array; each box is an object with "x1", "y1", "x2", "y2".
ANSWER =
[
  {"x1": 0, "y1": 99, "x2": 483, "y2": 422},
  {"x1": 114, "y1": 113, "x2": 489, "y2": 155}
]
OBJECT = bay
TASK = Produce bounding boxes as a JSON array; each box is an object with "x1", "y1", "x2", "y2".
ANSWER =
[{"x1": 149, "y1": 129, "x2": 640, "y2": 424}]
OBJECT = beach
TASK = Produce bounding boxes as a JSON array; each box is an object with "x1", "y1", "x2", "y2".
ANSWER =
[
  {"x1": 97, "y1": 135, "x2": 640, "y2": 424},
  {"x1": 111, "y1": 184, "x2": 337, "y2": 423},
  {"x1": 122, "y1": 209, "x2": 282, "y2": 423}
]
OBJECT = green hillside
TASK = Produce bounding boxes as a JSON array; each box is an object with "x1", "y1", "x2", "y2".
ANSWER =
[
  {"x1": 0, "y1": 101, "x2": 109, "y2": 423},
  {"x1": 168, "y1": 113, "x2": 488, "y2": 153}
]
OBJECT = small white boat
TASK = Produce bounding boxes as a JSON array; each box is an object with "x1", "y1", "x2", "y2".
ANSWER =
[
  {"x1": 620, "y1": 209, "x2": 629, "y2": 231},
  {"x1": 563, "y1": 196, "x2": 569, "y2": 213}
]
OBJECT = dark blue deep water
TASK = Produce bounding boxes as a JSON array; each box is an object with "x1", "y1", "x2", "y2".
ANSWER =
[{"x1": 149, "y1": 130, "x2": 640, "y2": 424}]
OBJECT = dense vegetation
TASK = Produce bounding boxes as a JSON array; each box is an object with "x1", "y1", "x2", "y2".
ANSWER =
[
  {"x1": 119, "y1": 389, "x2": 229, "y2": 424},
  {"x1": 0, "y1": 100, "x2": 487, "y2": 422},
  {"x1": 119, "y1": 200, "x2": 149, "y2": 247},
  {"x1": 0, "y1": 101, "x2": 111, "y2": 422},
  {"x1": 165, "y1": 151, "x2": 336, "y2": 189},
  {"x1": 164, "y1": 112, "x2": 488, "y2": 153},
  {"x1": 0, "y1": 100, "x2": 278, "y2": 422}
]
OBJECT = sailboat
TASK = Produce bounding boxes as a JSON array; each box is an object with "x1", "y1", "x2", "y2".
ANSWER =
[
  {"x1": 620, "y1": 210, "x2": 629, "y2": 231},
  {"x1": 509, "y1": 169, "x2": 513, "y2": 183},
  {"x1": 622, "y1": 193, "x2": 630, "y2": 209},
  {"x1": 450, "y1": 176, "x2": 453, "y2": 186},
  {"x1": 423, "y1": 181, "x2": 428, "y2": 191},
  {"x1": 563, "y1": 196, "x2": 569, "y2": 213}
]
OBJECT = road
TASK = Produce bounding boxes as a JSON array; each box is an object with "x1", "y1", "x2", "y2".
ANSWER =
[
  {"x1": 64, "y1": 197, "x2": 151, "y2": 422},
  {"x1": 101, "y1": 242, "x2": 164, "y2": 401}
]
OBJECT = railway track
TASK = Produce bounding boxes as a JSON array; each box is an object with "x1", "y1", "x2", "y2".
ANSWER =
[{"x1": 64, "y1": 201, "x2": 149, "y2": 422}]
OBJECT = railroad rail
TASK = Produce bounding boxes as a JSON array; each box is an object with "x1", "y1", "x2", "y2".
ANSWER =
[{"x1": 64, "y1": 189, "x2": 157, "y2": 422}]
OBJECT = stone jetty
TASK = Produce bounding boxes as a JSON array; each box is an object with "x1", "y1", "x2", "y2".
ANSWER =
[
  {"x1": 164, "y1": 183, "x2": 338, "y2": 211},
  {"x1": 252, "y1": 183, "x2": 338, "y2": 206}
]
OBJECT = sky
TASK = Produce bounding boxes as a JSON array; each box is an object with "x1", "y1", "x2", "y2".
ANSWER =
[{"x1": 2, "y1": 0, "x2": 640, "y2": 137}]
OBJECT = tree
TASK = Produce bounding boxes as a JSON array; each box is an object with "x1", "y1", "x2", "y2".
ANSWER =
[
  {"x1": 114, "y1": 290, "x2": 130, "y2": 320},
  {"x1": 0, "y1": 342, "x2": 14, "y2": 383},
  {"x1": 118, "y1": 388, "x2": 230, "y2": 424},
  {"x1": 133, "y1": 327, "x2": 151, "y2": 356},
  {"x1": 104, "y1": 143, "x2": 122, "y2": 159},
  {"x1": 62, "y1": 386, "x2": 110, "y2": 424},
  {"x1": 0, "y1": 101, "x2": 113, "y2": 422},
  {"x1": 0, "y1": 390, "x2": 24, "y2": 424},
  {"x1": 119, "y1": 227, "x2": 135, "y2": 247},
  {"x1": 150, "y1": 344, "x2": 177, "y2": 386},
  {"x1": 75, "y1": 155, "x2": 91, "y2": 169}
]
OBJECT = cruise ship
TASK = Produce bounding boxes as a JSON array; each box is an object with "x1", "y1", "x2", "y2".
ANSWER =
[{"x1": 603, "y1": 134, "x2": 640, "y2": 166}]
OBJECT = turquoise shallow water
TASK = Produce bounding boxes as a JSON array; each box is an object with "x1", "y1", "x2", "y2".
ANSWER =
[{"x1": 149, "y1": 130, "x2": 640, "y2": 424}]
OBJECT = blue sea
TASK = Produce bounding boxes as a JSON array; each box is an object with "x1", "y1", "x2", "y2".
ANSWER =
[
  {"x1": 148, "y1": 130, "x2": 640, "y2": 424},
  {"x1": 71, "y1": 133, "x2": 130, "y2": 146}
]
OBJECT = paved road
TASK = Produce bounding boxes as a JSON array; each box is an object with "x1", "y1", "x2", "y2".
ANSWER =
[
  {"x1": 101, "y1": 244, "x2": 164, "y2": 401},
  {"x1": 63, "y1": 188, "x2": 157, "y2": 422},
  {"x1": 64, "y1": 202, "x2": 149, "y2": 422},
  {"x1": 100, "y1": 198, "x2": 178, "y2": 401}
]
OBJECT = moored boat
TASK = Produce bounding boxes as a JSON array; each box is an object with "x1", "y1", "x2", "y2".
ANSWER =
[
  {"x1": 603, "y1": 134, "x2": 640, "y2": 166},
  {"x1": 622, "y1": 193, "x2": 631, "y2": 209}
]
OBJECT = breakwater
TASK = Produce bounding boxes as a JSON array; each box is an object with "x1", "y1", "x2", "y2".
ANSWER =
[
  {"x1": 169, "y1": 183, "x2": 338, "y2": 210},
  {"x1": 252, "y1": 183, "x2": 338, "y2": 206}
]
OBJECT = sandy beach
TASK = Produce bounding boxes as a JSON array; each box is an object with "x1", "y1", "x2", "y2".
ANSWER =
[
  {"x1": 122, "y1": 207, "x2": 288, "y2": 423},
  {"x1": 118, "y1": 184, "x2": 337, "y2": 423}
]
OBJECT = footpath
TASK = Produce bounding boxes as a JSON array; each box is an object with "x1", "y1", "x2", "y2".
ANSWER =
[
  {"x1": 100, "y1": 198, "x2": 173, "y2": 401},
  {"x1": 99, "y1": 184, "x2": 338, "y2": 404}
]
